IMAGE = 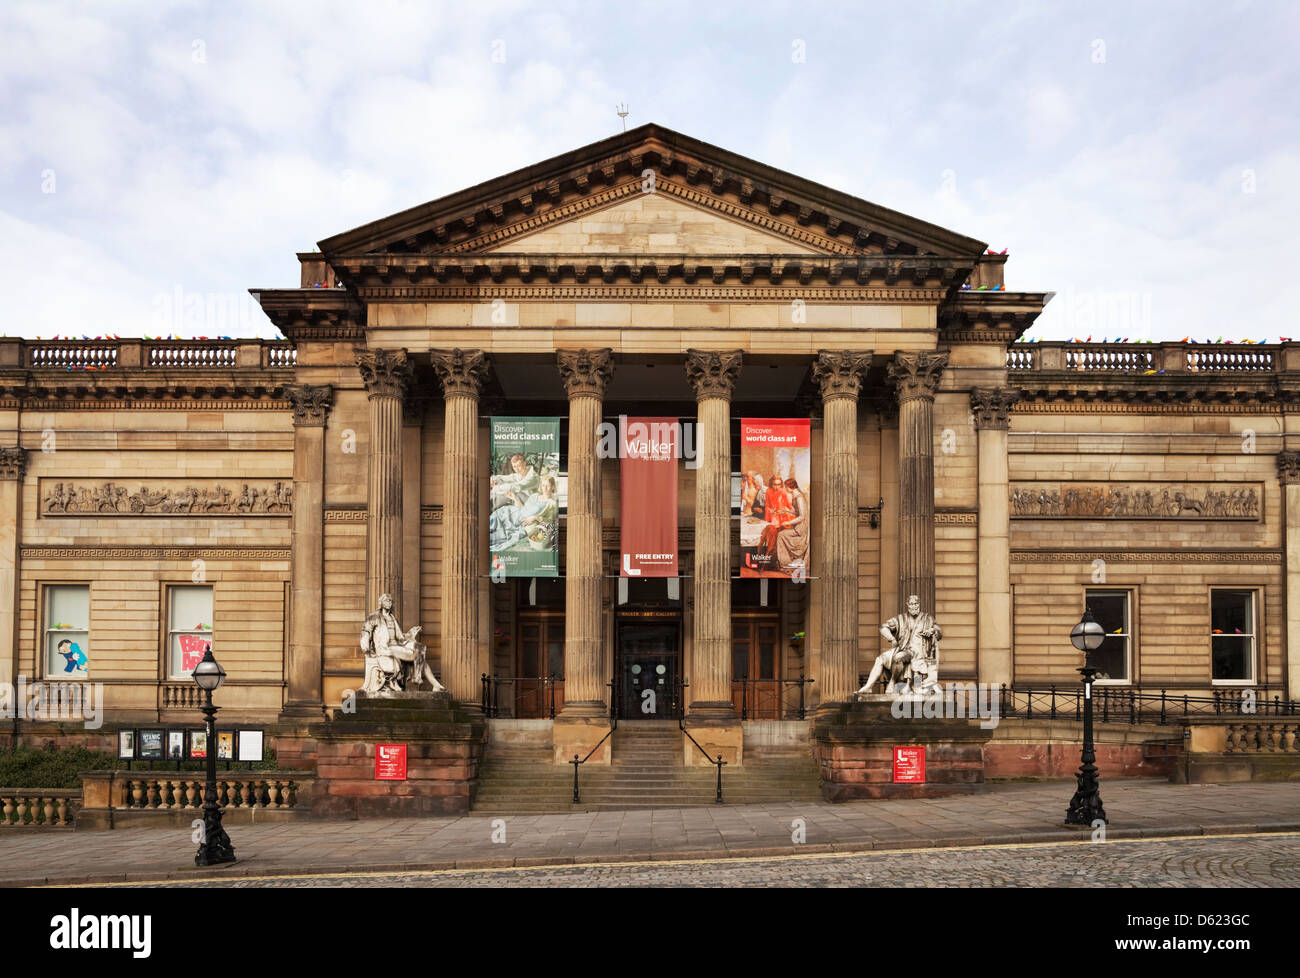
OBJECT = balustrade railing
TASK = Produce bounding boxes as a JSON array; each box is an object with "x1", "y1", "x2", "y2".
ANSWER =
[
  {"x1": 118, "y1": 775, "x2": 304, "y2": 811},
  {"x1": 146, "y1": 342, "x2": 239, "y2": 368},
  {"x1": 1187, "y1": 349, "x2": 1275, "y2": 372},
  {"x1": 999, "y1": 685, "x2": 1298, "y2": 725},
  {"x1": 1224, "y1": 722, "x2": 1300, "y2": 753},
  {"x1": 1064, "y1": 346, "x2": 1153, "y2": 371},
  {"x1": 27, "y1": 343, "x2": 119, "y2": 369},
  {"x1": 15, "y1": 338, "x2": 295, "y2": 371},
  {"x1": 0, "y1": 790, "x2": 79, "y2": 827}
]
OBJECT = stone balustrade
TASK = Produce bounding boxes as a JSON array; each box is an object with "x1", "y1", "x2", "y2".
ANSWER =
[
  {"x1": 76, "y1": 770, "x2": 315, "y2": 828},
  {"x1": 0, "y1": 790, "x2": 80, "y2": 827},
  {"x1": 1224, "y1": 722, "x2": 1300, "y2": 753},
  {"x1": 118, "y1": 776, "x2": 303, "y2": 810},
  {"x1": 1, "y1": 338, "x2": 295, "y2": 371},
  {"x1": 1007, "y1": 341, "x2": 1290, "y2": 374}
]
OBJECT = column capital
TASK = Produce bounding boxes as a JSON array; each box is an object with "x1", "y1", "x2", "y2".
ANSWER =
[
  {"x1": 356, "y1": 349, "x2": 414, "y2": 400},
  {"x1": 685, "y1": 349, "x2": 743, "y2": 400},
  {"x1": 430, "y1": 349, "x2": 489, "y2": 398},
  {"x1": 0, "y1": 446, "x2": 28, "y2": 481},
  {"x1": 557, "y1": 348, "x2": 614, "y2": 398},
  {"x1": 286, "y1": 384, "x2": 334, "y2": 426},
  {"x1": 888, "y1": 351, "x2": 948, "y2": 404},
  {"x1": 813, "y1": 351, "x2": 872, "y2": 401},
  {"x1": 969, "y1": 387, "x2": 1021, "y2": 430},
  {"x1": 1278, "y1": 451, "x2": 1300, "y2": 485}
]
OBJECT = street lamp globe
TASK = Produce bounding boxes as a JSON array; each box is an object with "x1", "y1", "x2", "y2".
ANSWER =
[
  {"x1": 1070, "y1": 609, "x2": 1105, "y2": 653},
  {"x1": 192, "y1": 644, "x2": 226, "y2": 692}
]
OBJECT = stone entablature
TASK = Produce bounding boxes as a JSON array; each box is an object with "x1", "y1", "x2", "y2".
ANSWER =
[
  {"x1": 1010, "y1": 483, "x2": 1261, "y2": 520},
  {"x1": 40, "y1": 479, "x2": 293, "y2": 517}
]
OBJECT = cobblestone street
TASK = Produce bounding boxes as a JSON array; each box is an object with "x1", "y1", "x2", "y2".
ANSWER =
[{"x1": 115, "y1": 834, "x2": 1300, "y2": 887}]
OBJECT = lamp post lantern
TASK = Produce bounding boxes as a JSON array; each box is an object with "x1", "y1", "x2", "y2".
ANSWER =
[
  {"x1": 193, "y1": 644, "x2": 236, "y2": 866},
  {"x1": 1065, "y1": 609, "x2": 1108, "y2": 827}
]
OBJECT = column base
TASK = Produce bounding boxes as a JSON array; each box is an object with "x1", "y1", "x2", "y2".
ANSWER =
[
  {"x1": 553, "y1": 715, "x2": 612, "y2": 765},
  {"x1": 681, "y1": 717, "x2": 743, "y2": 766},
  {"x1": 278, "y1": 701, "x2": 327, "y2": 721}
]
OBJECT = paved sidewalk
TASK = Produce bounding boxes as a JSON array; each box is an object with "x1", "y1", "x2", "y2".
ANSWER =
[{"x1": 3, "y1": 779, "x2": 1298, "y2": 886}]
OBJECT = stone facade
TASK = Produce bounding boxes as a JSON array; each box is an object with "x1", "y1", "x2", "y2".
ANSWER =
[{"x1": 2, "y1": 125, "x2": 1296, "y2": 778}]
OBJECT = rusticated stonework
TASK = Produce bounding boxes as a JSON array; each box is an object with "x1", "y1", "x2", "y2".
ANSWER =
[
  {"x1": 0, "y1": 447, "x2": 27, "y2": 480},
  {"x1": 812, "y1": 351, "x2": 871, "y2": 401},
  {"x1": 1277, "y1": 451, "x2": 1300, "y2": 485},
  {"x1": 1010, "y1": 483, "x2": 1260, "y2": 520},
  {"x1": 41, "y1": 480, "x2": 293, "y2": 516},
  {"x1": 969, "y1": 387, "x2": 1020, "y2": 429},
  {"x1": 684, "y1": 349, "x2": 743, "y2": 399},
  {"x1": 286, "y1": 384, "x2": 334, "y2": 426},
  {"x1": 430, "y1": 348, "x2": 489, "y2": 397},
  {"x1": 356, "y1": 349, "x2": 414, "y2": 399},
  {"x1": 556, "y1": 348, "x2": 614, "y2": 397},
  {"x1": 888, "y1": 351, "x2": 948, "y2": 403}
]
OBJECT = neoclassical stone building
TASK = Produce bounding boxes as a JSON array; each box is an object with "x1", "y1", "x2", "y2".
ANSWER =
[{"x1": 3, "y1": 125, "x2": 1297, "y2": 775}]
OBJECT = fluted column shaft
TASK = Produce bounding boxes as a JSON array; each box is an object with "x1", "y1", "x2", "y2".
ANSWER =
[
  {"x1": 1279, "y1": 452, "x2": 1300, "y2": 700},
  {"x1": 972, "y1": 387, "x2": 1019, "y2": 686},
  {"x1": 357, "y1": 350, "x2": 413, "y2": 620},
  {"x1": 814, "y1": 352, "x2": 870, "y2": 704},
  {"x1": 558, "y1": 349, "x2": 613, "y2": 715},
  {"x1": 285, "y1": 386, "x2": 332, "y2": 714},
  {"x1": 0, "y1": 448, "x2": 27, "y2": 697},
  {"x1": 432, "y1": 350, "x2": 489, "y2": 705},
  {"x1": 685, "y1": 350, "x2": 742, "y2": 716},
  {"x1": 890, "y1": 352, "x2": 947, "y2": 618}
]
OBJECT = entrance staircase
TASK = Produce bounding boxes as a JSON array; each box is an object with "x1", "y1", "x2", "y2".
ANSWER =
[{"x1": 472, "y1": 720, "x2": 822, "y2": 814}]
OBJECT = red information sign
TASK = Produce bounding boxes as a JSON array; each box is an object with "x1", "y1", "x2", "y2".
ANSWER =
[
  {"x1": 375, "y1": 743, "x2": 407, "y2": 781},
  {"x1": 892, "y1": 746, "x2": 926, "y2": 783}
]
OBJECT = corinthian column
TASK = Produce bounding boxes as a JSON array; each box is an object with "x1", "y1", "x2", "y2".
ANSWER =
[
  {"x1": 685, "y1": 350, "x2": 743, "y2": 718},
  {"x1": 813, "y1": 352, "x2": 870, "y2": 705},
  {"x1": 557, "y1": 349, "x2": 614, "y2": 716},
  {"x1": 283, "y1": 385, "x2": 332, "y2": 717},
  {"x1": 971, "y1": 387, "x2": 1019, "y2": 687},
  {"x1": 357, "y1": 350, "x2": 412, "y2": 619},
  {"x1": 431, "y1": 349, "x2": 489, "y2": 705},
  {"x1": 888, "y1": 351, "x2": 947, "y2": 618},
  {"x1": 1280, "y1": 451, "x2": 1300, "y2": 700}
]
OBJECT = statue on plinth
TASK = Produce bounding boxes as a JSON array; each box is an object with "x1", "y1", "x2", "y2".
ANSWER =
[
  {"x1": 857, "y1": 594, "x2": 942, "y2": 696},
  {"x1": 360, "y1": 593, "x2": 444, "y2": 695}
]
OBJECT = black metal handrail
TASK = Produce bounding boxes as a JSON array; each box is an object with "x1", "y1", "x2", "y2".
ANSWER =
[
  {"x1": 570, "y1": 678, "x2": 619, "y2": 805},
  {"x1": 734, "y1": 675, "x2": 815, "y2": 720},
  {"x1": 675, "y1": 678, "x2": 726, "y2": 803},
  {"x1": 480, "y1": 674, "x2": 562, "y2": 719},
  {"x1": 998, "y1": 685, "x2": 1299, "y2": 725}
]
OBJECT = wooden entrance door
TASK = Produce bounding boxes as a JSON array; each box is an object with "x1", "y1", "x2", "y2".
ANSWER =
[
  {"x1": 517, "y1": 615, "x2": 564, "y2": 717},
  {"x1": 731, "y1": 617, "x2": 781, "y2": 718}
]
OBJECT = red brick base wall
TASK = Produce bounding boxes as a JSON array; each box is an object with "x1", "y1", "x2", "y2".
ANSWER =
[
  {"x1": 310, "y1": 738, "x2": 484, "y2": 818},
  {"x1": 984, "y1": 743, "x2": 1174, "y2": 780}
]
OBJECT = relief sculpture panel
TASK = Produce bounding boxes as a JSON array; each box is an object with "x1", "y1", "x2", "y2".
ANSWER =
[
  {"x1": 40, "y1": 479, "x2": 293, "y2": 516},
  {"x1": 1009, "y1": 483, "x2": 1260, "y2": 520}
]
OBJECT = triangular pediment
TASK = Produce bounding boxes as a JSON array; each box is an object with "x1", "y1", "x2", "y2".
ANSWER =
[{"x1": 317, "y1": 124, "x2": 988, "y2": 261}]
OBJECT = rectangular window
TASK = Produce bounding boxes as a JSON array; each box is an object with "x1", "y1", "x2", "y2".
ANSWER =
[
  {"x1": 45, "y1": 585, "x2": 90, "y2": 679},
  {"x1": 1084, "y1": 589, "x2": 1130, "y2": 683},
  {"x1": 168, "y1": 586, "x2": 213, "y2": 679},
  {"x1": 1210, "y1": 589, "x2": 1255, "y2": 683}
]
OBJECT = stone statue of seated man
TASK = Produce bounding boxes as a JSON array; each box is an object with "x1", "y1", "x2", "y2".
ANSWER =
[
  {"x1": 858, "y1": 593, "x2": 942, "y2": 695},
  {"x1": 360, "y1": 593, "x2": 444, "y2": 695}
]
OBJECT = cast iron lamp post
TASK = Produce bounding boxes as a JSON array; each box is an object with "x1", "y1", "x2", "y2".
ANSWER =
[
  {"x1": 1065, "y1": 609, "x2": 1108, "y2": 826},
  {"x1": 193, "y1": 644, "x2": 236, "y2": 866}
]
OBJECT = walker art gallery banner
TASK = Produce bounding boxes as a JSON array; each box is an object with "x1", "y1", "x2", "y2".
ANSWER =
[
  {"x1": 740, "y1": 418, "x2": 812, "y2": 579},
  {"x1": 619, "y1": 416, "x2": 679, "y2": 578},
  {"x1": 488, "y1": 417, "x2": 562, "y2": 577}
]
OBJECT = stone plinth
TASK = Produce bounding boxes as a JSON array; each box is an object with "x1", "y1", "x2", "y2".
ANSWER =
[
  {"x1": 308, "y1": 691, "x2": 486, "y2": 817},
  {"x1": 553, "y1": 716, "x2": 611, "y2": 765},
  {"x1": 682, "y1": 720, "x2": 744, "y2": 767},
  {"x1": 813, "y1": 697, "x2": 992, "y2": 800}
]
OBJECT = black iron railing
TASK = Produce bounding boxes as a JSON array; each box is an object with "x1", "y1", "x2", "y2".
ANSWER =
[
  {"x1": 998, "y1": 685, "x2": 1299, "y2": 725},
  {"x1": 480, "y1": 674, "x2": 562, "y2": 719},
  {"x1": 734, "y1": 675, "x2": 815, "y2": 720},
  {"x1": 570, "y1": 678, "x2": 619, "y2": 805},
  {"x1": 675, "y1": 678, "x2": 726, "y2": 803}
]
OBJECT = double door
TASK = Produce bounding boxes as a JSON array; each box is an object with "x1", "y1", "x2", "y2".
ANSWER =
[
  {"x1": 731, "y1": 617, "x2": 781, "y2": 718},
  {"x1": 618, "y1": 621, "x2": 680, "y2": 718}
]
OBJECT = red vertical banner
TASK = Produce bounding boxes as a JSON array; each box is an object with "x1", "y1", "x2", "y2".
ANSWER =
[
  {"x1": 619, "y1": 417, "x2": 679, "y2": 577},
  {"x1": 739, "y1": 418, "x2": 812, "y2": 578}
]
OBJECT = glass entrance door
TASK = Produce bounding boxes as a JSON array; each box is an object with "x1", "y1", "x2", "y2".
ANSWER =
[{"x1": 617, "y1": 621, "x2": 680, "y2": 718}]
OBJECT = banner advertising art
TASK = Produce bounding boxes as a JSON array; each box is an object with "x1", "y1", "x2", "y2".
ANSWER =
[
  {"x1": 489, "y1": 417, "x2": 563, "y2": 577},
  {"x1": 739, "y1": 418, "x2": 811, "y2": 579},
  {"x1": 620, "y1": 417, "x2": 679, "y2": 578}
]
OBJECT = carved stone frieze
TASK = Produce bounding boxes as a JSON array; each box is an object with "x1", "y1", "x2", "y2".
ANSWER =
[
  {"x1": 286, "y1": 384, "x2": 334, "y2": 426},
  {"x1": 888, "y1": 351, "x2": 948, "y2": 404},
  {"x1": 356, "y1": 349, "x2": 414, "y2": 400},
  {"x1": 812, "y1": 351, "x2": 871, "y2": 401},
  {"x1": 969, "y1": 387, "x2": 1020, "y2": 429},
  {"x1": 1010, "y1": 483, "x2": 1260, "y2": 520},
  {"x1": 684, "y1": 349, "x2": 743, "y2": 399},
  {"x1": 430, "y1": 349, "x2": 489, "y2": 398},
  {"x1": 556, "y1": 349, "x2": 614, "y2": 398},
  {"x1": 40, "y1": 479, "x2": 293, "y2": 517}
]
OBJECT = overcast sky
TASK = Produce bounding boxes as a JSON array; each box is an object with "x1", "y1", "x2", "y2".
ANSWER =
[{"x1": 2, "y1": 1, "x2": 1296, "y2": 341}]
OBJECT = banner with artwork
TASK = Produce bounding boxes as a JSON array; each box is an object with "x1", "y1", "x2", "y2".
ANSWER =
[
  {"x1": 739, "y1": 418, "x2": 811, "y2": 579},
  {"x1": 489, "y1": 417, "x2": 563, "y2": 577},
  {"x1": 620, "y1": 417, "x2": 679, "y2": 577}
]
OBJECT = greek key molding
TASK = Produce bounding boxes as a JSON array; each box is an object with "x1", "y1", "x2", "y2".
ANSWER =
[
  {"x1": 421, "y1": 506, "x2": 444, "y2": 523},
  {"x1": 557, "y1": 348, "x2": 614, "y2": 398},
  {"x1": 324, "y1": 509, "x2": 367, "y2": 522},
  {"x1": 935, "y1": 511, "x2": 978, "y2": 525},
  {"x1": 1011, "y1": 550, "x2": 1281, "y2": 563},
  {"x1": 21, "y1": 547, "x2": 292, "y2": 560},
  {"x1": 813, "y1": 351, "x2": 871, "y2": 401},
  {"x1": 357, "y1": 284, "x2": 945, "y2": 303},
  {"x1": 40, "y1": 479, "x2": 293, "y2": 517},
  {"x1": 1010, "y1": 482, "x2": 1261, "y2": 520},
  {"x1": 685, "y1": 349, "x2": 743, "y2": 399}
]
